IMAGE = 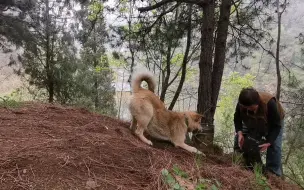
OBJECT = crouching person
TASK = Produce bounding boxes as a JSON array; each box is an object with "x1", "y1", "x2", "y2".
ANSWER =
[{"x1": 233, "y1": 87, "x2": 285, "y2": 177}]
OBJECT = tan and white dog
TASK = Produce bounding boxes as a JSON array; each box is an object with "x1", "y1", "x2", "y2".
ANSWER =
[{"x1": 128, "y1": 71, "x2": 204, "y2": 154}]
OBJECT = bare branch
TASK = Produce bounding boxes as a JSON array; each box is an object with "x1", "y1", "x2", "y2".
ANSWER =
[
  {"x1": 82, "y1": 7, "x2": 103, "y2": 44},
  {"x1": 142, "y1": 3, "x2": 179, "y2": 34},
  {"x1": 168, "y1": 4, "x2": 193, "y2": 110},
  {"x1": 168, "y1": 66, "x2": 182, "y2": 86},
  {"x1": 291, "y1": 63, "x2": 304, "y2": 70},
  {"x1": 284, "y1": 174, "x2": 304, "y2": 189},
  {"x1": 231, "y1": 0, "x2": 241, "y2": 24},
  {"x1": 279, "y1": 0, "x2": 288, "y2": 15},
  {"x1": 187, "y1": 41, "x2": 200, "y2": 62},
  {"x1": 138, "y1": 0, "x2": 208, "y2": 13},
  {"x1": 280, "y1": 101, "x2": 304, "y2": 106},
  {"x1": 229, "y1": 23, "x2": 291, "y2": 74},
  {"x1": 138, "y1": 0, "x2": 174, "y2": 12}
]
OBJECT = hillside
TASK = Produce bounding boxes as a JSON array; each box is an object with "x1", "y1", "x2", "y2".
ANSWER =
[{"x1": 0, "y1": 103, "x2": 301, "y2": 190}]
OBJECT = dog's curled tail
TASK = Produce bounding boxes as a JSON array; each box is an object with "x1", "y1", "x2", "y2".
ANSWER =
[{"x1": 131, "y1": 71, "x2": 156, "y2": 93}]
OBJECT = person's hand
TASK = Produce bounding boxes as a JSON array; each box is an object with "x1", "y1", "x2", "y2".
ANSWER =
[
  {"x1": 259, "y1": 143, "x2": 271, "y2": 152},
  {"x1": 238, "y1": 131, "x2": 244, "y2": 150}
]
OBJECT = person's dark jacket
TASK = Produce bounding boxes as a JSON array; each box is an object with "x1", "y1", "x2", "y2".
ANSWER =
[{"x1": 234, "y1": 92, "x2": 284, "y2": 145}]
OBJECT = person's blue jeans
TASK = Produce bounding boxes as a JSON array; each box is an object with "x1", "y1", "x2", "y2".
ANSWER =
[
  {"x1": 265, "y1": 121, "x2": 283, "y2": 176},
  {"x1": 234, "y1": 120, "x2": 284, "y2": 177}
]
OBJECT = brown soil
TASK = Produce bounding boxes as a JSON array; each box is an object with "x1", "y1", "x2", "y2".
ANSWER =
[{"x1": 0, "y1": 103, "x2": 300, "y2": 190}]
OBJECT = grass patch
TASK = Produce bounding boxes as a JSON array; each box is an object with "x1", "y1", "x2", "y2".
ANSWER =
[
  {"x1": 253, "y1": 164, "x2": 271, "y2": 190},
  {"x1": 0, "y1": 96, "x2": 23, "y2": 108},
  {"x1": 161, "y1": 164, "x2": 221, "y2": 190},
  {"x1": 232, "y1": 151, "x2": 244, "y2": 166}
]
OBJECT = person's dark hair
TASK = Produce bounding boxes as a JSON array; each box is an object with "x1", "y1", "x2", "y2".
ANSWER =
[{"x1": 238, "y1": 87, "x2": 260, "y2": 106}]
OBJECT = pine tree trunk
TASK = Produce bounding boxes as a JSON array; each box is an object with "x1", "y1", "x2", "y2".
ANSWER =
[
  {"x1": 275, "y1": 0, "x2": 282, "y2": 100},
  {"x1": 211, "y1": 0, "x2": 232, "y2": 118},
  {"x1": 48, "y1": 80, "x2": 54, "y2": 103},
  {"x1": 195, "y1": 0, "x2": 232, "y2": 147},
  {"x1": 92, "y1": 29, "x2": 100, "y2": 110},
  {"x1": 94, "y1": 68, "x2": 99, "y2": 109},
  {"x1": 275, "y1": 0, "x2": 287, "y2": 177},
  {"x1": 118, "y1": 69, "x2": 125, "y2": 119},
  {"x1": 45, "y1": 0, "x2": 54, "y2": 103},
  {"x1": 127, "y1": 0, "x2": 135, "y2": 84},
  {"x1": 195, "y1": 0, "x2": 215, "y2": 147}
]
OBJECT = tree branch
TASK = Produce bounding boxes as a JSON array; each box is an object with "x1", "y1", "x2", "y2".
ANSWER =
[
  {"x1": 280, "y1": 101, "x2": 304, "y2": 105},
  {"x1": 168, "y1": 66, "x2": 182, "y2": 86},
  {"x1": 231, "y1": 0, "x2": 241, "y2": 24},
  {"x1": 229, "y1": 23, "x2": 291, "y2": 74},
  {"x1": 138, "y1": 0, "x2": 208, "y2": 12},
  {"x1": 291, "y1": 63, "x2": 304, "y2": 70},
  {"x1": 141, "y1": 3, "x2": 179, "y2": 34},
  {"x1": 168, "y1": 4, "x2": 193, "y2": 110},
  {"x1": 284, "y1": 173, "x2": 304, "y2": 189},
  {"x1": 138, "y1": 0, "x2": 174, "y2": 12}
]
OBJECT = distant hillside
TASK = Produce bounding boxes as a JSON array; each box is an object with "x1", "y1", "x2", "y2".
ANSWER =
[{"x1": 0, "y1": 50, "x2": 22, "y2": 95}]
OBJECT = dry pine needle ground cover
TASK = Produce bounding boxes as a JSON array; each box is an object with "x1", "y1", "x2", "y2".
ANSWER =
[{"x1": 0, "y1": 103, "x2": 300, "y2": 190}]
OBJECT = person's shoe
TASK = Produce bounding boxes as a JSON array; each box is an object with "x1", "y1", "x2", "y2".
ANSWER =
[{"x1": 263, "y1": 167, "x2": 281, "y2": 179}]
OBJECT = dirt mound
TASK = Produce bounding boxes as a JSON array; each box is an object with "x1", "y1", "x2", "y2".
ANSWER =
[{"x1": 0, "y1": 103, "x2": 300, "y2": 190}]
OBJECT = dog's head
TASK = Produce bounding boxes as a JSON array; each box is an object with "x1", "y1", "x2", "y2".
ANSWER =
[{"x1": 185, "y1": 112, "x2": 204, "y2": 132}]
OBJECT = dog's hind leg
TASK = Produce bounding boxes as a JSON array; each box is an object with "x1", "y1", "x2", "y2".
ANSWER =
[
  {"x1": 135, "y1": 116, "x2": 153, "y2": 146},
  {"x1": 130, "y1": 116, "x2": 137, "y2": 134},
  {"x1": 134, "y1": 126, "x2": 153, "y2": 146}
]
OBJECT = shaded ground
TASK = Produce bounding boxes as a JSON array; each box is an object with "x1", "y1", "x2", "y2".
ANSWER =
[{"x1": 0, "y1": 103, "x2": 301, "y2": 190}]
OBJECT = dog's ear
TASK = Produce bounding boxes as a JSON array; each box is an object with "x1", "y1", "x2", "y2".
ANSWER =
[
  {"x1": 198, "y1": 113, "x2": 205, "y2": 118},
  {"x1": 198, "y1": 114, "x2": 205, "y2": 122},
  {"x1": 193, "y1": 113, "x2": 205, "y2": 122}
]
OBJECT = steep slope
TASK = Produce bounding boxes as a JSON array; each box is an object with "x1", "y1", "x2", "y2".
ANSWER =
[{"x1": 0, "y1": 103, "x2": 300, "y2": 190}]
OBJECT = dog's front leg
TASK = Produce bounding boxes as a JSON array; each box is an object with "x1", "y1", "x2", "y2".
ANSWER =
[{"x1": 175, "y1": 142, "x2": 204, "y2": 155}]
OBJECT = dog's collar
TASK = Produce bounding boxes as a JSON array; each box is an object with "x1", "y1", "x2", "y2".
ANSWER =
[{"x1": 184, "y1": 114, "x2": 189, "y2": 128}]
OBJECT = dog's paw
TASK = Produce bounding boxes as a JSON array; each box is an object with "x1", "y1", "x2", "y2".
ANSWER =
[
  {"x1": 190, "y1": 147, "x2": 205, "y2": 156},
  {"x1": 189, "y1": 147, "x2": 198, "y2": 153},
  {"x1": 196, "y1": 150, "x2": 205, "y2": 156},
  {"x1": 147, "y1": 140, "x2": 153, "y2": 146}
]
